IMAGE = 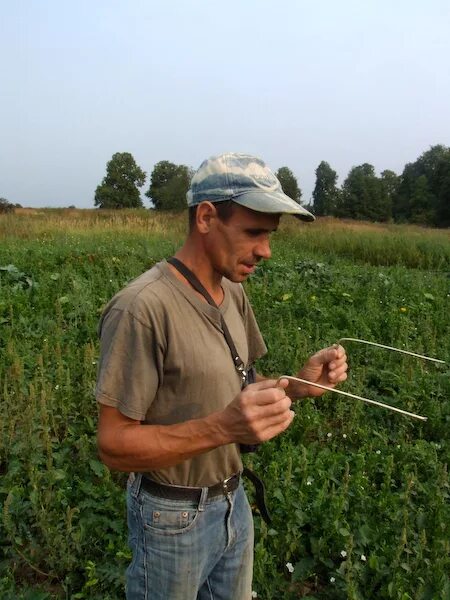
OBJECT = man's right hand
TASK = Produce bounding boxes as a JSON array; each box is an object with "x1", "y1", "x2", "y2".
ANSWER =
[{"x1": 219, "y1": 378, "x2": 294, "y2": 445}]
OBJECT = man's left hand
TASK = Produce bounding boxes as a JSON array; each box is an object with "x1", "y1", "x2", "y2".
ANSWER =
[{"x1": 288, "y1": 344, "x2": 348, "y2": 399}]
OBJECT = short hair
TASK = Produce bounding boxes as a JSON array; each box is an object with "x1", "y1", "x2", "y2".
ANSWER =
[{"x1": 188, "y1": 200, "x2": 235, "y2": 231}]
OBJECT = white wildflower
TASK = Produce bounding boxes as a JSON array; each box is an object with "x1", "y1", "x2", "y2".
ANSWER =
[
  {"x1": 361, "y1": 554, "x2": 367, "y2": 562},
  {"x1": 376, "y1": 450, "x2": 381, "y2": 455},
  {"x1": 327, "y1": 432, "x2": 332, "y2": 438},
  {"x1": 340, "y1": 550, "x2": 347, "y2": 558},
  {"x1": 342, "y1": 434, "x2": 347, "y2": 439},
  {"x1": 330, "y1": 577, "x2": 336, "y2": 583},
  {"x1": 286, "y1": 562, "x2": 294, "y2": 573},
  {"x1": 251, "y1": 592, "x2": 258, "y2": 598}
]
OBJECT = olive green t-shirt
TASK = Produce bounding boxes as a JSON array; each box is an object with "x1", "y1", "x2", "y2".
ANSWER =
[{"x1": 96, "y1": 261, "x2": 267, "y2": 487}]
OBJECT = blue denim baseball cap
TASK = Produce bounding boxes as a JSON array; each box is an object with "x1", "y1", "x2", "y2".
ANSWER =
[
  {"x1": 187, "y1": 152, "x2": 315, "y2": 222},
  {"x1": 186, "y1": 152, "x2": 315, "y2": 221}
]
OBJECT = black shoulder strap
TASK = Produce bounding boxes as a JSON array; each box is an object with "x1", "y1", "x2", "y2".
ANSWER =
[{"x1": 167, "y1": 257, "x2": 247, "y2": 385}]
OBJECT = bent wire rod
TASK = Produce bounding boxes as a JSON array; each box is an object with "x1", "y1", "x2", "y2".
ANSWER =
[
  {"x1": 278, "y1": 375, "x2": 427, "y2": 421},
  {"x1": 338, "y1": 337, "x2": 446, "y2": 365}
]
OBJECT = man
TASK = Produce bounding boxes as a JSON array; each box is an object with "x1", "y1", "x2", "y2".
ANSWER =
[{"x1": 96, "y1": 152, "x2": 348, "y2": 600}]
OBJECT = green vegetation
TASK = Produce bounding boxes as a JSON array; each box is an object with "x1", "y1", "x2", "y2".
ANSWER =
[{"x1": 0, "y1": 210, "x2": 449, "y2": 599}]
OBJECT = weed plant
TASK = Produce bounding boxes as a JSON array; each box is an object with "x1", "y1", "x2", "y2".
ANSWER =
[{"x1": 0, "y1": 210, "x2": 449, "y2": 599}]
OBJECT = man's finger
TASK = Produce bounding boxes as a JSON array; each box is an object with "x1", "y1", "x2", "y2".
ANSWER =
[
  {"x1": 249, "y1": 378, "x2": 282, "y2": 391},
  {"x1": 310, "y1": 344, "x2": 346, "y2": 366}
]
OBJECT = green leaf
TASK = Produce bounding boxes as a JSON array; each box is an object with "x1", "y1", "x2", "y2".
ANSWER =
[
  {"x1": 293, "y1": 556, "x2": 315, "y2": 582},
  {"x1": 358, "y1": 523, "x2": 371, "y2": 545},
  {"x1": 89, "y1": 459, "x2": 105, "y2": 478},
  {"x1": 0, "y1": 264, "x2": 20, "y2": 273},
  {"x1": 52, "y1": 469, "x2": 67, "y2": 481},
  {"x1": 273, "y1": 488, "x2": 284, "y2": 502}
]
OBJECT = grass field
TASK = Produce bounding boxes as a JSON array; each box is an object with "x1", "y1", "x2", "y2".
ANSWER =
[{"x1": 0, "y1": 210, "x2": 449, "y2": 599}]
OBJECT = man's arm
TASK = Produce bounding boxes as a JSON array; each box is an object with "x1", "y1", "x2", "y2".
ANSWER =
[
  {"x1": 254, "y1": 344, "x2": 348, "y2": 399},
  {"x1": 97, "y1": 378, "x2": 293, "y2": 472}
]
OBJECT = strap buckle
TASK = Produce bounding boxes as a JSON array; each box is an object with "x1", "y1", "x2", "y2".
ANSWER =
[
  {"x1": 222, "y1": 474, "x2": 237, "y2": 494},
  {"x1": 235, "y1": 358, "x2": 247, "y2": 384}
]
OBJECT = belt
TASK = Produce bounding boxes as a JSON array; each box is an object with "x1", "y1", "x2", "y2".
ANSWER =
[{"x1": 140, "y1": 473, "x2": 240, "y2": 501}]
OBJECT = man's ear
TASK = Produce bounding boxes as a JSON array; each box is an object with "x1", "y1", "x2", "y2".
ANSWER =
[{"x1": 196, "y1": 202, "x2": 217, "y2": 233}]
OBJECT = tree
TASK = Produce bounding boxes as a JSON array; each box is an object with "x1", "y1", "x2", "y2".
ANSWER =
[
  {"x1": 409, "y1": 175, "x2": 435, "y2": 224},
  {"x1": 312, "y1": 161, "x2": 339, "y2": 216},
  {"x1": 146, "y1": 161, "x2": 192, "y2": 211},
  {"x1": 0, "y1": 198, "x2": 15, "y2": 214},
  {"x1": 94, "y1": 152, "x2": 146, "y2": 209},
  {"x1": 380, "y1": 170, "x2": 399, "y2": 222},
  {"x1": 276, "y1": 167, "x2": 302, "y2": 204},
  {"x1": 337, "y1": 164, "x2": 390, "y2": 221},
  {"x1": 393, "y1": 145, "x2": 450, "y2": 225},
  {"x1": 434, "y1": 156, "x2": 450, "y2": 227}
]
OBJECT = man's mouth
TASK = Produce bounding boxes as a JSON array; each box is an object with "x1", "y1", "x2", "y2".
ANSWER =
[{"x1": 242, "y1": 263, "x2": 256, "y2": 274}]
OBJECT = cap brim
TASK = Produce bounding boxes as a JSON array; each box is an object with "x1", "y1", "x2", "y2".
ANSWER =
[{"x1": 231, "y1": 190, "x2": 315, "y2": 222}]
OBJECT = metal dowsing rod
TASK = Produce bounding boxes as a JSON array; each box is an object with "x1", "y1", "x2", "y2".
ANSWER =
[
  {"x1": 278, "y1": 375, "x2": 427, "y2": 421},
  {"x1": 338, "y1": 337, "x2": 446, "y2": 365}
]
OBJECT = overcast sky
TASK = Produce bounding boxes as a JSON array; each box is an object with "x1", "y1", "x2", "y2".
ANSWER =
[{"x1": 1, "y1": 0, "x2": 450, "y2": 208}]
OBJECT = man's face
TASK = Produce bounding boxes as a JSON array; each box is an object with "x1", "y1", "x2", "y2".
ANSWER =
[{"x1": 205, "y1": 204, "x2": 280, "y2": 282}]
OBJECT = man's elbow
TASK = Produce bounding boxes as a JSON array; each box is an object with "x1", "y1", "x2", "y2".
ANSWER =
[
  {"x1": 97, "y1": 443, "x2": 117, "y2": 470},
  {"x1": 96, "y1": 404, "x2": 141, "y2": 471},
  {"x1": 96, "y1": 430, "x2": 129, "y2": 472}
]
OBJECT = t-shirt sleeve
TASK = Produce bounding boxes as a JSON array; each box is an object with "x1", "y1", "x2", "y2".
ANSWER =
[
  {"x1": 241, "y1": 290, "x2": 267, "y2": 366},
  {"x1": 95, "y1": 307, "x2": 161, "y2": 421}
]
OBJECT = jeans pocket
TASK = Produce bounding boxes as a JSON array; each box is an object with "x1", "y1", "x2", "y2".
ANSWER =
[{"x1": 139, "y1": 490, "x2": 201, "y2": 536}]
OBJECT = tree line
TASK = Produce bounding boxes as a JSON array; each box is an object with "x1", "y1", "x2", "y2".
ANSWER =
[
  {"x1": 311, "y1": 145, "x2": 450, "y2": 227},
  {"x1": 92, "y1": 145, "x2": 450, "y2": 227}
]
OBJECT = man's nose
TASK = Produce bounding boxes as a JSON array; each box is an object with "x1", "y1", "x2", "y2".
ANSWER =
[{"x1": 255, "y1": 238, "x2": 271, "y2": 260}]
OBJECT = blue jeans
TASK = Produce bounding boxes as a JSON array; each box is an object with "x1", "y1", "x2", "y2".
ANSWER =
[{"x1": 126, "y1": 473, "x2": 254, "y2": 600}]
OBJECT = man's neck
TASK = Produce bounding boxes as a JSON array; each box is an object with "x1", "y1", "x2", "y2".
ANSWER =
[{"x1": 170, "y1": 242, "x2": 224, "y2": 306}]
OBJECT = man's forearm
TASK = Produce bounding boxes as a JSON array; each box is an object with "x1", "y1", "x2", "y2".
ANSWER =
[{"x1": 98, "y1": 408, "x2": 231, "y2": 472}]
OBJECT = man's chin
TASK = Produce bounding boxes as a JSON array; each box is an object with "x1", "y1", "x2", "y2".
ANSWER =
[{"x1": 223, "y1": 271, "x2": 250, "y2": 283}]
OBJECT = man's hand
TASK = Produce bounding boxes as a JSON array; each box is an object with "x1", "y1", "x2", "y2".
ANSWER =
[
  {"x1": 219, "y1": 378, "x2": 295, "y2": 445},
  {"x1": 288, "y1": 344, "x2": 348, "y2": 399}
]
